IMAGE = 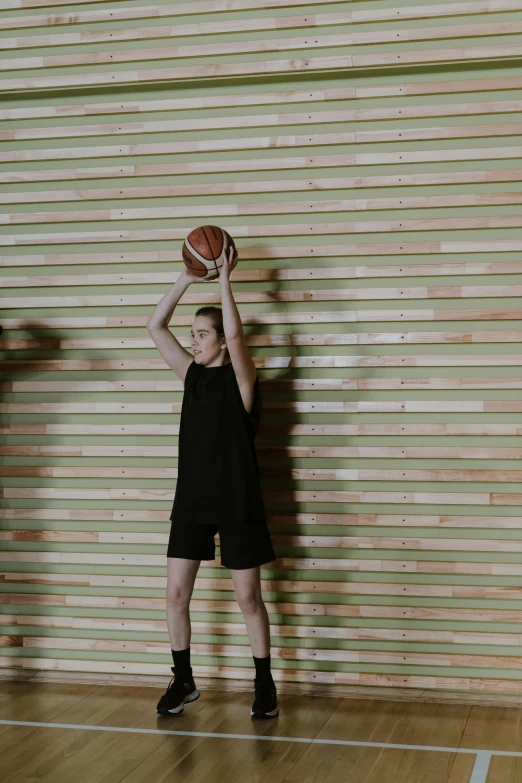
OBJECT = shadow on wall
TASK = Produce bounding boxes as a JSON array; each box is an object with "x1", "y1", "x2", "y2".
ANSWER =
[
  {"x1": 0, "y1": 319, "x2": 119, "y2": 676},
  {"x1": 248, "y1": 260, "x2": 310, "y2": 582}
]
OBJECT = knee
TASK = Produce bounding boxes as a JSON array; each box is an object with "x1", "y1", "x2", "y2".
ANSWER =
[
  {"x1": 167, "y1": 584, "x2": 192, "y2": 610},
  {"x1": 236, "y1": 591, "x2": 263, "y2": 615}
]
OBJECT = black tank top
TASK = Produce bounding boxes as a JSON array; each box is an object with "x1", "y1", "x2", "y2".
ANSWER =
[{"x1": 169, "y1": 359, "x2": 267, "y2": 525}]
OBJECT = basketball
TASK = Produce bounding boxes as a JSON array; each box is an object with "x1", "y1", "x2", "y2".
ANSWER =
[{"x1": 182, "y1": 225, "x2": 237, "y2": 280}]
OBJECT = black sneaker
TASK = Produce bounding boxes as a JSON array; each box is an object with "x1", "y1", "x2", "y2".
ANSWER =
[
  {"x1": 250, "y1": 676, "x2": 279, "y2": 718},
  {"x1": 156, "y1": 666, "x2": 200, "y2": 716}
]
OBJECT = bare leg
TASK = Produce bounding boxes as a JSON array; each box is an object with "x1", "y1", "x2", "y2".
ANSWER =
[
  {"x1": 231, "y1": 566, "x2": 271, "y2": 657},
  {"x1": 166, "y1": 557, "x2": 201, "y2": 650}
]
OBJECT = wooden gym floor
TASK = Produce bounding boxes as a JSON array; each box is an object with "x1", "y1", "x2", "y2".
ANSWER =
[{"x1": 1, "y1": 678, "x2": 522, "y2": 782}]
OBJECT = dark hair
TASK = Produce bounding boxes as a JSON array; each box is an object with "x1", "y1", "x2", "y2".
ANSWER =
[{"x1": 194, "y1": 306, "x2": 230, "y2": 360}]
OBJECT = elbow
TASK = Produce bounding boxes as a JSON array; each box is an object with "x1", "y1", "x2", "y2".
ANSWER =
[{"x1": 226, "y1": 331, "x2": 243, "y2": 343}]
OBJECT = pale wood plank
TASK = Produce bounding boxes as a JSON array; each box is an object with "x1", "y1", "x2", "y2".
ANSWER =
[
  {"x1": 3, "y1": 99, "x2": 521, "y2": 143},
  {"x1": 2, "y1": 632, "x2": 522, "y2": 672},
  {"x1": 5, "y1": 355, "x2": 522, "y2": 373},
  {"x1": 3, "y1": 442, "x2": 522, "y2": 457},
  {"x1": 4, "y1": 191, "x2": 522, "y2": 226},
  {"x1": 5, "y1": 3, "x2": 522, "y2": 50},
  {"x1": 2, "y1": 46, "x2": 522, "y2": 92},
  {"x1": 2, "y1": 422, "x2": 519, "y2": 436},
  {"x1": 2, "y1": 508, "x2": 521, "y2": 529},
  {"x1": 2, "y1": 528, "x2": 522, "y2": 552},
  {"x1": 3, "y1": 167, "x2": 522, "y2": 205},
  {"x1": 2, "y1": 551, "x2": 522, "y2": 576},
  {"x1": 5, "y1": 357, "x2": 522, "y2": 379},
  {"x1": 1, "y1": 122, "x2": 517, "y2": 164},
  {"x1": 0, "y1": 484, "x2": 519, "y2": 506},
  {"x1": 2, "y1": 214, "x2": 522, "y2": 247},
  {"x1": 3, "y1": 306, "x2": 522, "y2": 335},
  {"x1": 3, "y1": 242, "x2": 522, "y2": 269},
  {"x1": 4, "y1": 464, "x2": 522, "y2": 485},
  {"x1": 5, "y1": 398, "x2": 522, "y2": 414},
  {"x1": 4, "y1": 572, "x2": 522, "y2": 608},
  {"x1": 2, "y1": 74, "x2": 522, "y2": 122},
  {"x1": 7, "y1": 656, "x2": 522, "y2": 706},
  {"x1": 1, "y1": 12, "x2": 355, "y2": 52},
  {"x1": 6, "y1": 0, "x2": 351, "y2": 14},
  {"x1": 4, "y1": 592, "x2": 522, "y2": 628},
  {"x1": 3, "y1": 280, "x2": 522, "y2": 308},
  {"x1": 3, "y1": 146, "x2": 520, "y2": 183},
  {"x1": 3, "y1": 0, "x2": 519, "y2": 33},
  {"x1": 4, "y1": 329, "x2": 522, "y2": 347},
  {"x1": 3, "y1": 21, "x2": 522, "y2": 73}
]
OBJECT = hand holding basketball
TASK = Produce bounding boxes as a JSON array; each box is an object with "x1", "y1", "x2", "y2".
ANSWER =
[{"x1": 218, "y1": 245, "x2": 238, "y2": 282}]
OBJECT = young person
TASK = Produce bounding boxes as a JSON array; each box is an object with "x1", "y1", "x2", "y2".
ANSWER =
[{"x1": 146, "y1": 246, "x2": 278, "y2": 719}]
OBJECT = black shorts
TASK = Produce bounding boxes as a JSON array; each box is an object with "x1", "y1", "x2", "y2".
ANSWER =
[{"x1": 167, "y1": 519, "x2": 276, "y2": 570}]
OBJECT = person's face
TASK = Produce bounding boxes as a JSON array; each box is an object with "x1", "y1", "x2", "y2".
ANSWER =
[{"x1": 191, "y1": 317, "x2": 226, "y2": 364}]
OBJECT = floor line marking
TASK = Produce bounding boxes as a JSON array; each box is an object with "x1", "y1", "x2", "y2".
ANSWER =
[
  {"x1": 469, "y1": 751, "x2": 492, "y2": 783},
  {"x1": 0, "y1": 717, "x2": 518, "y2": 765}
]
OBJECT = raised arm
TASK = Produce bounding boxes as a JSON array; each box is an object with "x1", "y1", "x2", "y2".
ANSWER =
[{"x1": 146, "y1": 269, "x2": 194, "y2": 384}]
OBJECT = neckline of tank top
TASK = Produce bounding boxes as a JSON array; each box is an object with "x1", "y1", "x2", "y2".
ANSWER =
[{"x1": 199, "y1": 361, "x2": 232, "y2": 369}]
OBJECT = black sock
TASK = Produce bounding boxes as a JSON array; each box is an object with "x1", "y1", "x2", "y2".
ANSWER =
[
  {"x1": 171, "y1": 647, "x2": 191, "y2": 678},
  {"x1": 253, "y1": 653, "x2": 273, "y2": 682}
]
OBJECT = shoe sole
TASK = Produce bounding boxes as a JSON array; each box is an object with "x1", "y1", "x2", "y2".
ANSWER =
[
  {"x1": 250, "y1": 700, "x2": 279, "y2": 718},
  {"x1": 157, "y1": 688, "x2": 200, "y2": 716}
]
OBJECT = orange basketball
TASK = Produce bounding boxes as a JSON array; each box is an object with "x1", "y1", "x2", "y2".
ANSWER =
[{"x1": 182, "y1": 225, "x2": 236, "y2": 280}]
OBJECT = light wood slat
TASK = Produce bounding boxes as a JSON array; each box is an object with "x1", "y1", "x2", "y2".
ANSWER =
[
  {"x1": 3, "y1": 216, "x2": 522, "y2": 247},
  {"x1": 2, "y1": 74, "x2": 522, "y2": 121},
  {"x1": 1, "y1": 509, "x2": 521, "y2": 530},
  {"x1": 5, "y1": 572, "x2": 522, "y2": 604},
  {"x1": 4, "y1": 13, "x2": 358, "y2": 53},
  {"x1": 3, "y1": 0, "x2": 519, "y2": 33},
  {"x1": 6, "y1": 2, "x2": 522, "y2": 50},
  {"x1": 5, "y1": 378, "x2": 522, "y2": 394},
  {"x1": 3, "y1": 423, "x2": 519, "y2": 437},
  {"x1": 7, "y1": 399, "x2": 522, "y2": 414},
  {"x1": 0, "y1": 172, "x2": 512, "y2": 206},
  {"x1": 2, "y1": 486, "x2": 521, "y2": 507},
  {"x1": 6, "y1": 357, "x2": 522, "y2": 376},
  {"x1": 6, "y1": 356, "x2": 522, "y2": 373},
  {"x1": 4, "y1": 282, "x2": 522, "y2": 309},
  {"x1": 4, "y1": 444, "x2": 522, "y2": 458},
  {"x1": 4, "y1": 552, "x2": 522, "y2": 577},
  {"x1": 3, "y1": 46, "x2": 522, "y2": 93},
  {"x1": 5, "y1": 191, "x2": 522, "y2": 226},
  {"x1": 3, "y1": 148, "x2": 521, "y2": 185},
  {"x1": 1, "y1": 13, "x2": 356, "y2": 53},
  {"x1": 2, "y1": 306, "x2": 522, "y2": 329},
  {"x1": 3, "y1": 169, "x2": 522, "y2": 207},
  {"x1": 5, "y1": 330, "x2": 522, "y2": 349},
  {"x1": 5, "y1": 99, "x2": 522, "y2": 144},
  {"x1": 2, "y1": 634, "x2": 522, "y2": 671},
  {"x1": 1, "y1": 0, "x2": 351, "y2": 15},
  {"x1": 4, "y1": 21, "x2": 522, "y2": 73},
  {"x1": 3, "y1": 656, "x2": 522, "y2": 697},
  {"x1": 5, "y1": 465, "x2": 522, "y2": 484},
  {"x1": 6, "y1": 657, "x2": 522, "y2": 696},
  {"x1": 4, "y1": 530, "x2": 522, "y2": 556},
  {"x1": 2, "y1": 612, "x2": 522, "y2": 649},
  {"x1": 3, "y1": 243, "x2": 522, "y2": 270},
  {"x1": 6, "y1": 592, "x2": 522, "y2": 626},
  {"x1": 6, "y1": 263, "x2": 522, "y2": 288},
  {"x1": 2, "y1": 123, "x2": 519, "y2": 165}
]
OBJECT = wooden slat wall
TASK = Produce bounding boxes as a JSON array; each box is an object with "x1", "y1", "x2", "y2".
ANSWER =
[{"x1": 1, "y1": 0, "x2": 522, "y2": 697}]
